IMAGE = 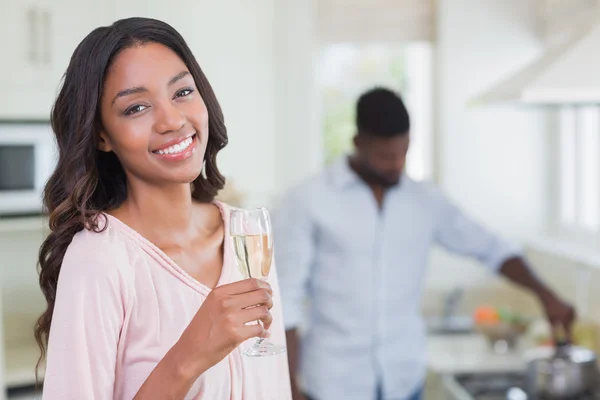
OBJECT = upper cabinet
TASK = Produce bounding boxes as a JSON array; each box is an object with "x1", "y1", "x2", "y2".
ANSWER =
[
  {"x1": 0, "y1": 0, "x2": 276, "y2": 122},
  {"x1": 0, "y1": 0, "x2": 112, "y2": 120}
]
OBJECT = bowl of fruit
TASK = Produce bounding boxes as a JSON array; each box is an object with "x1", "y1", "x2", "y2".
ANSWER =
[{"x1": 474, "y1": 305, "x2": 530, "y2": 354}]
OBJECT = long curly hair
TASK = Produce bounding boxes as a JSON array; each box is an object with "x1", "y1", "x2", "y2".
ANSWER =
[{"x1": 34, "y1": 17, "x2": 228, "y2": 373}]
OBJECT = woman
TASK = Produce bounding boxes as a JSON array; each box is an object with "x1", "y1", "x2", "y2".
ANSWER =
[{"x1": 35, "y1": 17, "x2": 291, "y2": 399}]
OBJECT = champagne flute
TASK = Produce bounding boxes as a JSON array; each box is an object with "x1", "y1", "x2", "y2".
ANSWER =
[{"x1": 230, "y1": 207, "x2": 286, "y2": 357}]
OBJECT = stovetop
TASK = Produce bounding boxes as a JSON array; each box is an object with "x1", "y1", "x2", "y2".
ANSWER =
[{"x1": 454, "y1": 372, "x2": 600, "y2": 400}]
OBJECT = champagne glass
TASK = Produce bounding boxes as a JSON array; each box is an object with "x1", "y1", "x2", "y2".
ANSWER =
[{"x1": 230, "y1": 207, "x2": 286, "y2": 357}]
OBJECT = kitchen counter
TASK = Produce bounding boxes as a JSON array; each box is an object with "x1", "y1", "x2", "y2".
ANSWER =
[
  {"x1": 425, "y1": 333, "x2": 528, "y2": 399},
  {"x1": 0, "y1": 216, "x2": 47, "y2": 234},
  {"x1": 426, "y1": 333, "x2": 527, "y2": 374}
]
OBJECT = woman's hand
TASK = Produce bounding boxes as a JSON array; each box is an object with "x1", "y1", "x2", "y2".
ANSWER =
[
  {"x1": 177, "y1": 278, "x2": 274, "y2": 374},
  {"x1": 134, "y1": 279, "x2": 274, "y2": 399}
]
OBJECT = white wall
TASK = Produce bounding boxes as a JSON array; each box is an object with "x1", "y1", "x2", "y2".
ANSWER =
[
  {"x1": 273, "y1": 0, "x2": 322, "y2": 201},
  {"x1": 425, "y1": 0, "x2": 550, "y2": 290},
  {"x1": 190, "y1": 1, "x2": 277, "y2": 207}
]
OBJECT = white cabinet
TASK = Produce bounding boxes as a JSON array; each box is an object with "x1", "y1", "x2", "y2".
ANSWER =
[
  {"x1": 0, "y1": 0, "x2": 111, "y2": 120},
  {"x1": 0, "y1": 0, "x2": 51, "y2": 120}
]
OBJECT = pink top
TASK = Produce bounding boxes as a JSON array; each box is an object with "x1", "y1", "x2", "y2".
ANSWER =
[{"x1": 42, "y1": 201, "x2": 292, "y2": 400}]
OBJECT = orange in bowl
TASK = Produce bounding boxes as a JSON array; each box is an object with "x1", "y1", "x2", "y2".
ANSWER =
[{"x1": 474, "y1": 305, "x2": 500, "y2": 325}]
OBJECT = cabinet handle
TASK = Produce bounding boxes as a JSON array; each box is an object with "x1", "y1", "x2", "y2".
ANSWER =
[
  {"x1": 27, "y1": 8, "x2": 38, "y2": 64},
  {"x1": 42, "y1": 10, "x2": 52, "y2": 65}
]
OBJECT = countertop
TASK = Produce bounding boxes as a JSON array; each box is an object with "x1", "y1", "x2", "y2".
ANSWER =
[{"x1": 426, "y1": 333, "x2": 527, "y2": 374}]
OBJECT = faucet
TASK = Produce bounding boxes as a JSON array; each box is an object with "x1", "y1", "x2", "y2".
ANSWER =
[{"x1": 442, "y1": 287, "x2": 464, "y2": 322}]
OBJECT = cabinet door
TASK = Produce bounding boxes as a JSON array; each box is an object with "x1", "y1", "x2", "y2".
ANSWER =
[
  {"x1": 0, "y1": 0, "x2": 112, "y2": 120},
  {"x1": 0, "y1": 0, "x2": 53, "y2": 120}
]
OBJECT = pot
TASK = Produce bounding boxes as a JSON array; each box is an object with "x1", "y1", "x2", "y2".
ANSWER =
[{"x1": 524, "y1": 340, "x2": 599, "y2": 398}]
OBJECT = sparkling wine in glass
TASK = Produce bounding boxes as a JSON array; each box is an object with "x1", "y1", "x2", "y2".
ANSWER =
[{"x1": 230, "y1": 207, "x2": 286, "y2": 357}]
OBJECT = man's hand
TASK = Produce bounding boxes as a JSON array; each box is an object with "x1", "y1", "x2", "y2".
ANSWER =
[
  {"x1": 540, "y1": 294, "x2": 576, "y2": 341},
  {"x1": 499, "y1": 257, "x2": 577, "y2": 342}
]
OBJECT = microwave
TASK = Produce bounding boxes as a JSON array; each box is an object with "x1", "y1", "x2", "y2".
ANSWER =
[{"x1": 0, "y1": 123, "x2": 57, "y2": 216}]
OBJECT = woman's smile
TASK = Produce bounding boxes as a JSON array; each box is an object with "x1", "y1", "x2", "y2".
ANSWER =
[{"x1": 151, "y1": 132, "x2": 198, "y2": 161}]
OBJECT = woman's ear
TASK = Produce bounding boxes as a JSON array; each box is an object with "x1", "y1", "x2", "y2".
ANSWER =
[{"x1": 97, "y1": 130, "x2": 113, "y2": 152}]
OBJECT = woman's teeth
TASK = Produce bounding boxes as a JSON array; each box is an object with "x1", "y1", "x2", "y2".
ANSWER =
[{"x1": 154, "y1": 136, "x2": 194, "y2": 155}]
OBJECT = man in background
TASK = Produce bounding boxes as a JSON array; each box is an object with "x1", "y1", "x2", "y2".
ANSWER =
[{"x1": 273, "y1": 87, "x2": 575, "y2": 400}]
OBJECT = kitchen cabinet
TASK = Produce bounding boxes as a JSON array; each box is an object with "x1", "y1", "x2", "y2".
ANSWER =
[
  {"x1": 0, "y1": 0, "x2": 50, "y2": 120},
  {"x1": 0, "y1": 0, "x2": 111, "y2": 120},
  {"x1": 0, "y1": 218, "x2": 48, "y2": 397}
]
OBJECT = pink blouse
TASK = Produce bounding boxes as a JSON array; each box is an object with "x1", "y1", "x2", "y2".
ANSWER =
[{"x1": 42, "y1": 201, "x2": 292, "y2": 400}]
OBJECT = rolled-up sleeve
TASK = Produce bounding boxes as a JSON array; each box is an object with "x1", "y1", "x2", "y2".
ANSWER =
[
  {"x1": 433, "y1": 192, "x2": 523, "y2": 273},
  {"x1": 272, "y1": 187, "x2": 315, "y2": 330}
]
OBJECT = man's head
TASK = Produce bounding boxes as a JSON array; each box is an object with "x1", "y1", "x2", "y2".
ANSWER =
[{"x1": 352, "y1": 87, "x2": 410, "y2": 187}]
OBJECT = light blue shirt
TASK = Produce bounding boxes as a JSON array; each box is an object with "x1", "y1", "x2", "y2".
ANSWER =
[{"x1": 272, "y1": 157, "x2": 522, "y2": 400}]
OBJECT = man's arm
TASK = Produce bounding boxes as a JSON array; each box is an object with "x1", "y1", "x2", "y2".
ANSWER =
[
  {"x1": 433, "y1": 190, "x2": 575, "y2": 338},
  {"x1": 499, "y1": 257, "x2": 575, "y2": 338},
  {"x1": 272, "y1": 185, "x2": 316, "y2": 400}
]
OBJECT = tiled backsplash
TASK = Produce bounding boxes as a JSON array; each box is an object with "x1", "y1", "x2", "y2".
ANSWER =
[
  {"x1": 525, "y1": 243, "x2": 600, "y2": 323},
  {"x1": 422, "y1": 278, "x2": 541, "y2": 318},
  {"x1": 423, "y1": 243, "x2": 600, "y2": 320},
  {"x1": 422, "y1": 242, "x2": 600, "y2": 354}
]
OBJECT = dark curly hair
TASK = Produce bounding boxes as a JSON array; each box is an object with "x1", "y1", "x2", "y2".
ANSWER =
[
  {"x1": 35, "y1": 17, "x2": 228, "y2": 374},
  {"x1": 356, "y1": 87, "x2": 410, "y2": 137}
]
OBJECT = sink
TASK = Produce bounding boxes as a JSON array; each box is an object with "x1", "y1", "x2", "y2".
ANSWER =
[{"x1": 426, "y1": 315, "x2": 475, "y2": 335}]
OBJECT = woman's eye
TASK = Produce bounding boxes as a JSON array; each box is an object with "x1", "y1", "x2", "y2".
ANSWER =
[
  {"x1": 175, "y1": 88, "x2": 194, "y2": 98},
  {"x1": 124, "y1": 104, "x2": 148, "y2": 115}
]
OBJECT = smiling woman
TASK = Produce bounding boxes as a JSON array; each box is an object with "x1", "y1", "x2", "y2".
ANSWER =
[{"x1": 34, "y1": 17, "x2": 291, "y2": 400}]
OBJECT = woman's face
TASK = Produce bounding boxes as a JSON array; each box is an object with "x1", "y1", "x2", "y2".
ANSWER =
[{"x1": 99, "y1": 42, "x2": 208, "y2": 187}]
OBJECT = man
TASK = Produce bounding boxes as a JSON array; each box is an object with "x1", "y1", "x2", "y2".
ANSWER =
[{"x1": 273, "y1": 87, "x2": 575, "y2": 400}]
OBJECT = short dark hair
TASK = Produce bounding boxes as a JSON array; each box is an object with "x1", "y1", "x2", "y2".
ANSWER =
[{"x1": 356, "y1": 87, "x2": 410, "y2": 137}]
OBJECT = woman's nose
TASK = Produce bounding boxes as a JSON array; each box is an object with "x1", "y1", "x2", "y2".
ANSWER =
[{"x1": 154, "y1": 101, "x2": 186, "y2": 134}]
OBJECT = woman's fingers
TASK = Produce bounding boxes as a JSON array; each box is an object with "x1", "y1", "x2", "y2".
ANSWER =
[
  {"x1": 218, "y1": 278, "x2": 272, "y2": 296},
  {"x1": 222, "y1": 287, "x2": 273, "y2": 312},
  {"x1": 240, "y1": 324, "x2": 270, "y2": 340},
  {"x1": 239, "y1": 305, "x2": 274, "y2": 332}
]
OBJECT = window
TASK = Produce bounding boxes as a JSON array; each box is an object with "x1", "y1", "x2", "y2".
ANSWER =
[
  {"x1": 317, "y1": 42, "x2": 434, "y2": 181},
  {"x1": 554, "y1": 106, "x2": 600, "y2": 243}
]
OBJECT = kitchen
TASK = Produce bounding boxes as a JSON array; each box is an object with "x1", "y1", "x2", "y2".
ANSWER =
[{"x1": 1, "y1": 0, "x2": 600, "y2": 399}]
